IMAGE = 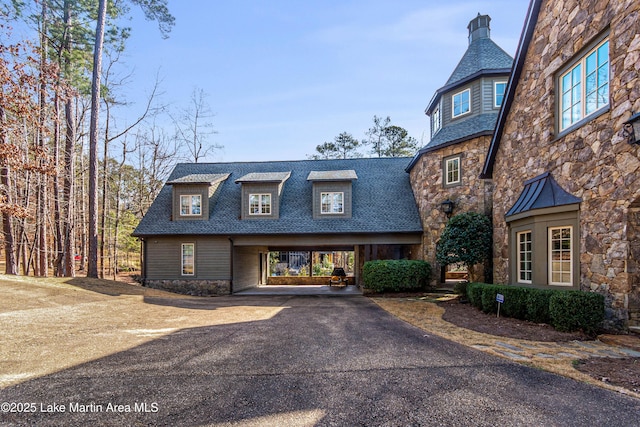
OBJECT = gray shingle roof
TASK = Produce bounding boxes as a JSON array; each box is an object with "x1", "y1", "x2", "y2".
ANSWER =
[
  {"x1": 133, "y1": 158, "x2": 422, "y2": 237},
  {"x1": 235, "y1": 171, "x2": 291, "y2": 183},
  {"x1": 307, "y1": 170, "x2": 357, "y2": 181},
  {"x1": 445, "y1": 37, "x2": 514, "y2": 87},
  {"x1": 423, "y1": 113, "x2": 498, "y2": 151},
  {"x1": 166, "y1": 173, "x2": 229, "y2": 185}
]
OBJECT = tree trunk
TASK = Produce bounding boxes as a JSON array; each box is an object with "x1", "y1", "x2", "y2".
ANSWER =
[
  {"x1": 0, "y1": 104, "x2": 17, "y2": 275},
  {"x1": 87, "y1": 0, "x2": 108, "y2": 278},
  {"x1": 36, "y1": 0, "x2": 49, "y2": 277}
]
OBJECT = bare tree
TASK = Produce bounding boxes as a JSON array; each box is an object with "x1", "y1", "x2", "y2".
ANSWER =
[{"x1": 172, "y1": 88, "x2": 221, "y2": 163}]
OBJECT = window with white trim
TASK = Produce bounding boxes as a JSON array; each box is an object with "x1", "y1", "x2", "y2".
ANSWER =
[
  {"x1": 494, "y1": 81, "x2": 507, "y2": 108},
  {"x1": 249, "y1": 193, "x2": 271, "y2": 215},
  {"x1": 180, "y1": 195, "x2": 202, "y2": 216},
  {"x1": 452, "y1": 89, "x2": 470, "y2": 118},
  {"x1": 321, "y1": 192, "x2": 343, "y2": 214},
  {"x1": 549, "y1": 226, "x2": 572, "y2": 286},
  {"x1": 182, "y1": 243, "x2": 195, "y2": 276},
  {"x1": 517, "y1": 231, "x2": 532, "y2": 283},
  {"x1": 559, "y1": 38, "x2": 609, "y2": 132},
  {"x1": 445, "y1": 156, "x2": 461, "y2": 186},
  {"x1": 432, "y1": 105, "x2": 441, "y2": 134}
]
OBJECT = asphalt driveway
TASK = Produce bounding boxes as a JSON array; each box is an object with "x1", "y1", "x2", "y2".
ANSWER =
[{"x1": 1, "y1": 284, "x2": 639, "y2": 426}]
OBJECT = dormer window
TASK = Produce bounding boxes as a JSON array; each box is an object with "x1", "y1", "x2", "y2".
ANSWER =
[
  {"x1": 321, "y1": 192, "x2": 344, "y2": 214},
  {"x1": 452, "y1": 89, "x2": 470, "y2": 118},
  {"x1": 494, "y1": 81, "x2": 507, "y2": 107},
  {"x1": 180, "y1": 195, "x2": 202, "y2": 216},
  {"x1": 168, "y1": 173, "x2": 230, "y2": 221},
  {"x1": 432, "y1": 105, "x2": 441, "y2": 134},
  {"x1": 236, "y1": 172, "x2": 290, "y2": 220},
  {"x1": 308, "y1": 170, "x2": 357, "y2": 219},
  {"x1": 249, "y1": 194, "x2": 272, "y2": 215}
]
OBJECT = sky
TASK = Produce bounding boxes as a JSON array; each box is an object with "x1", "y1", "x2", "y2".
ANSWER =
[{"x1": 100, "y1": 1, "x2": 528, "y2": 162}]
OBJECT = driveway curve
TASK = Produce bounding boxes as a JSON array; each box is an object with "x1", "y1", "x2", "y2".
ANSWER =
[{"x1": 1, "y1": 289, "x2": 639, "y2": 426}]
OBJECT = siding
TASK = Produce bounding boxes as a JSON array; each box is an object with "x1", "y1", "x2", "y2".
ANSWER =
[
  {"x1": 311, "y1": 181, "x2": 352, "y2": 219},
  {"x1": 233, "y1": 246, "x2": 266, "y2": 291},
  {"x1": 172, "y1": 184, "x2": 210, "y2": 221},
  {"x1": 145, "y1": 236, "x2": 230, "y2": 280},
  {"x1": 240, "y1": 182, "x2": 280, "y2": 219}
]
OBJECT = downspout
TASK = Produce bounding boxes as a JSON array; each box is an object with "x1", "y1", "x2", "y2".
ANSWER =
[
  {"x1": 228, "y1": 237, "x2": 234, "y2": 293},
  {"x1": 140, "y1": 238, "x2": 147, "y2": 285}
]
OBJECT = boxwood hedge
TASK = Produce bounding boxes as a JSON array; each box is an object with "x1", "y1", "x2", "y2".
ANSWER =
[
  {"x1": 362, "y1": 260, "x2": 431, "y2": 293},
  {"x1": 464, "y1": 283, "x2": 604, "y2": 335}
]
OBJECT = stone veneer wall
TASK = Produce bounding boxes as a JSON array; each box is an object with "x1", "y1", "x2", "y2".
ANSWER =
[
  {"x1": 491, "y1": 0, "x2": 640, "y2": 327},
  {"x1": 409, "y1": 136, "x2": 493, "y2": 286},
  {"x1": 145, "y1": 279, "x2": 231, "y2": 296}
]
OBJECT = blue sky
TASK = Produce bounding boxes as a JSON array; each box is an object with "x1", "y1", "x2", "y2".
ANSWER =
[{"x1": 116, "y1": 1, "x2": 528, "y2": 162}]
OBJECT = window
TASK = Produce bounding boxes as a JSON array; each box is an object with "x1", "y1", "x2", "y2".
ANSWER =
[
  {"x1": 249, "y1": 193, "x2": 271, "y2": 215},
  {"x1": 321, "y1": 192, "x2": 344, "y2": 214},
  {"x1": 517, "y1": 231, "x2": 532, "y2": 283},
  {"x1": 494, "y1": 81, "x2": 507, "y2": 108},
  {"x1": 549, "y1": 227, "x2": 572, "y2": 286},
  {"x1": 452, "y1": 89, "x2": 470, "y2": 118},
  {"x1": 181, "y1": 243, "x2": 195, "y2": 276},
  {"x1": 180, "y1": 195, "x2": 201, "y2": 216},
  {"x1": 559, "y1": 39, "x2": 609, "y2": 131},
  {"x1": 445, "y1": 156, "x2": 461, "y2": 186},
  {"x1": 432, "y1": 105, "x2": 441, "y2": 134}
]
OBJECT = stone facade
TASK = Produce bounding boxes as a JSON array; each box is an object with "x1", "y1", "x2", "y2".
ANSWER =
[
  {"x1": 409, "y1": 136, "x2": 493, "y2": 285},
  {"x1": 490, "y1": 0, "x2": 640, "y2": 328},
  {"x1": 145, "y1": 279, "x2": 231, "y2": 296}
]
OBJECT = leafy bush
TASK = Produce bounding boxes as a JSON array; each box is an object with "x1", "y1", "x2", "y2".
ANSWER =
[
  {"x1": 436, "y1": 212, "x2": 492, "y2": 282},
  {"x1": 453, "y1": 281, "x2": 468, "y2": 298},
  {"x1": 467, "y1": 283, "x2": 484, "y2": 308},
  {"x1": 362, "y1": 260, "x2": 431, "y2": 293},
  {"x1": 549, "y1": 291, "x2": 604, "y2": 336},
  {"x1": 500, "y1": 286, "x2": 530, "y2": 320},
  {"x1": 525, "y1": 289, "x2": 557, "y2": 324},
  {"x1": 480, "y1": 284, "x2": 503, "y2": 314}
]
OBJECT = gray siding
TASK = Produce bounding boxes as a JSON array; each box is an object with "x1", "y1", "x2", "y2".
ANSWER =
[
  {"x1": 240, "y1": 182, "x2": 280, "y2": 219},
  {"x1": 233, "y1": 246, "x2": 266, "y2": 291},
  {"x1": 172, "y1": 184, "x2": 211, "y2": 221},
  {"x1": 482, "y1": 77, "x2": 508, "y2": 112},
  {"x1": 312, "y1": 181, "x2": 352, "y2": 219},
  {"x1": 442, "y1": 80, "x2": 482, "y2": 128},
  {"x1": 145, "y1": 236, "x2": 231, "y2": 280}
]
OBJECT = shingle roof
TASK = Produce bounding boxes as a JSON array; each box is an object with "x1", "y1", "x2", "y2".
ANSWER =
[
  {"x1": 506, "y1": 172, "x2": 582, "y2": 218},
  {"x1": 445, "y1": 37, "x2": 514, "y2": 87},
  {"x1": 133, "y1": 158, "x2": 422, "y2": 237},
  {"x1": 405, "y1": 113, "x2": 497, "y2": 171},
  {"x1": 166, "y1": 173, "x2": 229, "y2": 185},
  {"x1": 307, "y1": 170, "x2": 357, "y2": 181},
  {"x1": 235, "y1": 171, "x2": 291, "y2": 183}
]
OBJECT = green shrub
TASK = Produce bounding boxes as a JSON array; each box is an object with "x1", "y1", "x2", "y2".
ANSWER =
[
  {"x1": 549, "y1": 291, "x2": 605, "y2": 336},
  {"x1": 466, "y1": 283, "x2": 484, "y2": 308},
  {"x1": 362, "y1": 260, "x2": 431, "y2": 293},
  {"x1": 525, "y1": 289, "x2": 557, "y2": 324},
  {"x1": 453, "y1": 281, "x2": 468, "y2": 298},
  {"x1": 480, "y1": 284, "x2": 503, "y2": 314},
  {"x1": 500, "y1": 286, "x2": 530, "y2": 320},
  {"x1": 467, "y1": 283, "x2": 482, "y2": 308}
]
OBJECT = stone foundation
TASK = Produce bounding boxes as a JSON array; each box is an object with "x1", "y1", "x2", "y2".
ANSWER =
[{"x1": 145, "y1": 279, "x2": 231, "y2": 296}]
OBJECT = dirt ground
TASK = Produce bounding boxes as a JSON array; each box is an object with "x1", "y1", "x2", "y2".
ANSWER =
[{"x1": 436, "y1": 298, "x2": 640, "y2": 395}]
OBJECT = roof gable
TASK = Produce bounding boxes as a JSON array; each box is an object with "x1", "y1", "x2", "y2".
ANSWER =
[
  {"x1": 481, "y1": 0, "x2": 543, "y2": 178},
  {"x1": 133, "y1": 158, "x2": 422, "y2": 237},
  {"x1": 506, "y1": 172, "x2": 582, "y2": 219}
]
